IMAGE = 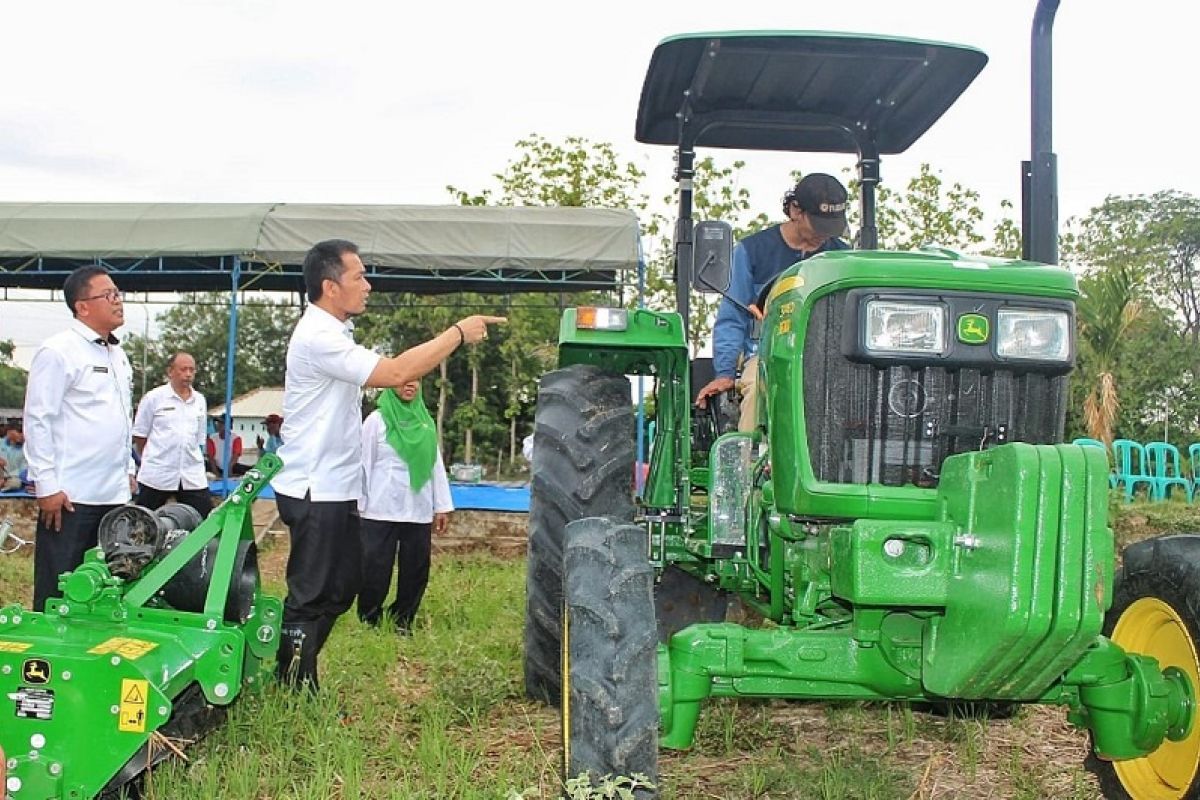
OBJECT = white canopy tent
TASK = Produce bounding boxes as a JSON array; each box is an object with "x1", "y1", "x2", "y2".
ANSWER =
[{"x1": 0, "y1": 203, "x2": 643, "y2": 293}]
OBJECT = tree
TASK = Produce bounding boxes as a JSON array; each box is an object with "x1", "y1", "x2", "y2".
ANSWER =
[
  {"x1": 448, "y1": 133, "x2": 650, "y2": 211},
  {"x1": 1066, "y1": 191, "x2": 1200, "y2": 378},
  {"x1": 0, "y1": 340, "x2": 27, "y2": 408},
  {"x1": 442, "y1": 135, "x2": 656, "y2": 470},
  {"x1": 497, "y1": 295, "x2": 559, "y2": 469},
  {"x1": 642, "y1": 156, "x2": 770, "y2": 350},
  {"x1": 124, "y1": 294, "x2": 300, "y2": 407},
  {"x1": 847, "y1": 163, "x2": 1006, "y2": 253},
  {"x1": 1063, "y1": 190, "x2": 1200, "y2": 445},
  {"x1": 1073, "y1": 266, "x2": 1143, "y2": 446}
]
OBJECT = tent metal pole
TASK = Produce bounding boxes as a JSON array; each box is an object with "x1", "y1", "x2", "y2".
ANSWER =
[{"x1": 219, "y1": 256, "x2": 242, "y2": 496}]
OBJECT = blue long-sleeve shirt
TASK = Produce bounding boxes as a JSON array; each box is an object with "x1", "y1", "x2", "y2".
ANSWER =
[{"x1": 712, "y1": 225, "x2": 848, "y2": 379}]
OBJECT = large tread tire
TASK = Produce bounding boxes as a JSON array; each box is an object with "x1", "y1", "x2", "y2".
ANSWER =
[
  {"x1": 1085, "y1": 533, "x2": 1200, "y2": 800},
  {"x1": 562, "y1": 517, "x2": 658, "y2": 797},
  {"x1": 524, "y1": 365, "x2": 634, "y2": 705}
]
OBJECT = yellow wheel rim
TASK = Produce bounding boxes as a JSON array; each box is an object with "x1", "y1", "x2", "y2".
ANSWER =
[{"x1": 1111, "y1": 597, "x2": 1200, "y2": 799}]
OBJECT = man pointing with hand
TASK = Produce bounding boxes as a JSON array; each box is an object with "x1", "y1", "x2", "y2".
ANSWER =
[{"x1": 273, "y1": 238, "x2": 504, "y2": 691}]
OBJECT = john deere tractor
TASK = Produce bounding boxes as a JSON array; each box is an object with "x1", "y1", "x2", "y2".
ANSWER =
[{"x1": 523, "y1": 3, "x2": 1200, "y2": 798}]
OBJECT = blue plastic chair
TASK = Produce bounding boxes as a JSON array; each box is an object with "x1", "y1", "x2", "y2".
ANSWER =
[
  {"x1": 1111, "y1": 439, "x2": 1154, "y2": 502},
  {"x1": 1144, "y1": 441, "x2": 1194, "y2": 502},
  {"x1": 1072, "y1": 438, "x2": 1117, "y2": 488},
  {"x1": 1190, "y1": 443, "x2": 1200, "y2": 500}
]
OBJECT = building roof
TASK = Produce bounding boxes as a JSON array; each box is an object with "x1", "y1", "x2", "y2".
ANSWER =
[{"x1": 209, "y1": 386, "x2": 284, "y2": 419}]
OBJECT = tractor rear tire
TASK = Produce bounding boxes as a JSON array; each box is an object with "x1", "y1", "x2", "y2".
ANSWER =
[
  {"x1": 524, "y1": 365, "x2": 634, "y2": 705},
  {"x1": 562, "y1": 517, "x2": 658, "y2": 797},
  {"x1": 1085, "y1": 533, "x2": 1200, "y2": 800}
]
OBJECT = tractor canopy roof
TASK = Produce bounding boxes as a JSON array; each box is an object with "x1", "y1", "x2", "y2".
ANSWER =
[{"x1": 635, "y1": 31, "x2": 987, "y2": 156}]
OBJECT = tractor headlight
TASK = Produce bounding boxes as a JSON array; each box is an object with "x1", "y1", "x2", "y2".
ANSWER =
[
  {"x1": 864, "y1": 301, "x2": 947, "y2": 355},
  {"x1": 575, "y1": 307, "x2": 628, "y2": 331},
  {"x1": 996, "y1": 309, "x2": 1070, "y2": 361}
]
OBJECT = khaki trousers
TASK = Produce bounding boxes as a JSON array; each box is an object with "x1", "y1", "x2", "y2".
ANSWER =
[{"x1": 736, "y1": 355, "x2": 759, "y2": 432}]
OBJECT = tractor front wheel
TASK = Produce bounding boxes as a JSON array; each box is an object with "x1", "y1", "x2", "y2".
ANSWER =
[
  {"x1": 524, "y1": 365, "x2": 634, "y2": 705},
  {"x1": 1086, "y1": 533, "x2": 1200, "y2": 800},
  {"x1": 561, "y1": 516, "x2": 658, "y2": 797}
]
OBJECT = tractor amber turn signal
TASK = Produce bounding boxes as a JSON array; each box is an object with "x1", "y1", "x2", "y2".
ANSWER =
[{"x1": 575, "y1": 307, "x2": 628, "y2": 331}]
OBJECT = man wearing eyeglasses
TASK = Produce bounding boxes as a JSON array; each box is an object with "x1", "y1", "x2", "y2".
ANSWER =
[{"x1": 23, "y1": 266, "x2": 136, "y2": 611}]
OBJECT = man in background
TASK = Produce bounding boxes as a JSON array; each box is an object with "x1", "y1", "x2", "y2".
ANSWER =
[
  {"x1": 257, "y1": 413, "x2": 284, "y2": 456},
  {"x1": 206, "y1": 416, "x2": 246, "y2": 477},
  {"x1": 24, "y1": 266, "x2": 135, "y2": 611},
  {"x1": 0, "y1": 421, "x2": 27, "y2": 492},
  {"x1": 132, "y1": 351, "x2": 211, "y2": 519}
]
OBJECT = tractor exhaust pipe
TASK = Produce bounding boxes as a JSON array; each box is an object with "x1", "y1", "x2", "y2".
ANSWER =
[{"x1": 1023, "y1": 0, "x2": 1060, "y2": 264}]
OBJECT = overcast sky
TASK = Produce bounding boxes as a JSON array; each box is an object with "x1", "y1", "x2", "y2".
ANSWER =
[{"x1": 2, "y1": 0, "x2": 1196, "y2": 367}]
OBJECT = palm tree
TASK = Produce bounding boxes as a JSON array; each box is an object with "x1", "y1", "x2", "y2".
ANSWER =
[{"x1": 1076, "y1": 265, "x2": 1143, "y2": 446}]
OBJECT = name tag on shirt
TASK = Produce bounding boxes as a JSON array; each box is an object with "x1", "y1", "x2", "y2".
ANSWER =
[{"x1": 92, "y1": 366, "x2": 110, "y2": 373}]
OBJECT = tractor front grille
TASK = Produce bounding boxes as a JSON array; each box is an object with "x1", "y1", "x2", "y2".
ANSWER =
[{"x1": 803, "y1": 292, "x2": 1068, "y2": 488}]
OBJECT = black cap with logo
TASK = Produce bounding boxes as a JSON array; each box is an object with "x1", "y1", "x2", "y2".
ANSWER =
[{"x1": 789, "y1": 173, "x2": 849, "y2": 239}]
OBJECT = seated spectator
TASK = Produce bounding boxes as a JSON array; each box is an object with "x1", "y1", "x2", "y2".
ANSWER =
[
  {"x1": 205, "y1": 416, "x2": 247, "y2": 476},
  {"x1": 0, "y1": 421, "x2": 27, "y2": 492},
  {"x1": 256, "y1": 413, "x2": 284, "y2": 456}
]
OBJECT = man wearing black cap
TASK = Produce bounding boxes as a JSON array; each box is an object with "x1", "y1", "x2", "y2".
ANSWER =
[{"x1": 695, "y1": 172, "x2": 850, "y2": 429}]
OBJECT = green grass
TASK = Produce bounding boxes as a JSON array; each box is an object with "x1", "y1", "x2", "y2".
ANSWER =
[{"x1": 4, "y1": 495, "x2": 1197, "y2": 798}]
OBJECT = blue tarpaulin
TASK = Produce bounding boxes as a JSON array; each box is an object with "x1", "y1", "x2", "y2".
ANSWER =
[
  {"x1": 2, "y1": 482, "x2": 531, "y2": 513},
  {"x1": 206, "y1": 480, "x2": 530, "y2": 512},
  {"x1": 447, "y1": 483, "x2": 530, "y2": 513}
]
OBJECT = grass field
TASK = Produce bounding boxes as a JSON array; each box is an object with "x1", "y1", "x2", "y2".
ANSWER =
[{"x1": 1, "y1": 498, "x2": 1198, "y2": 798}]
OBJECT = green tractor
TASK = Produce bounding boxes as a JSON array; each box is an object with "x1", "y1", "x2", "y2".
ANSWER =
[
  {"x1": 524, "y1": 4, "x2": 1200, "y2": 799},
  {"x1": 0, "y1": 458, "x2": 281, "y2": 799}
]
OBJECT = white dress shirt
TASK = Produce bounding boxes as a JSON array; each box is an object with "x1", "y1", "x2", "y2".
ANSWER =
[
  {"x1": 358, "y1": 410, "x2": 453, "y2": 523},
  {"x1": 23, "y1": 319, "x2": 135, "y2": 504},
  {"x1": 274, "y1": 305, "x2": 381, "y2": 502},
  {"x1": 132, "y1": 383, "x2": 208, "y2": 491}
]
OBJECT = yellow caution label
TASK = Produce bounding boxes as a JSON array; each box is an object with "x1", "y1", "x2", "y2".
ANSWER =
[
  {"x1": 89, "y1": 637, "x2": 159, "y2": 660},
  {"x1": 118, "y1": 678, "x2": 149, "y2": 732},
  {"x1": 0, "y1": 640, "x2": 33, "y2": 653}
]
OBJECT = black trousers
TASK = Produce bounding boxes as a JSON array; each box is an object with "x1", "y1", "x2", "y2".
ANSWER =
[
  {"x1": 274, "y1": 493, "x2": 362, "y2": 689},
  {"x1": 136, "y1": 481, "x2": 213, "y2": 519},
  {"x1": 276, "y1": 493, "x2": 361, "y2": 622},
  {"x1": 357, "y1": 518, "x2": 433, "y2": 629},
  {"x1": 33, "y1": 503, "x2": 118, "y2": 612}
]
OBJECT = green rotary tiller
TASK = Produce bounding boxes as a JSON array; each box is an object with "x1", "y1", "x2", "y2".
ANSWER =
[{"x1": 0, "y1": 455, "x2": 283, "y2": 799}]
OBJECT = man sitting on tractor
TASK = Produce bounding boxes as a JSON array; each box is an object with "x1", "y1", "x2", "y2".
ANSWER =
[{"x1": 695, "y1": 172, "x2": 850, "y2": 430}]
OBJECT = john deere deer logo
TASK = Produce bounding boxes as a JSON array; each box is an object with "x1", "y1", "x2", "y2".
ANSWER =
[
  {"x1": 957, "y1": 313, "x2": 990, "y2": 345},
  {"x1": 22, "y1": 658, "x2": 51, "y2": 685}
]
